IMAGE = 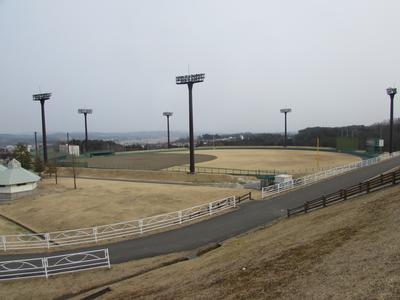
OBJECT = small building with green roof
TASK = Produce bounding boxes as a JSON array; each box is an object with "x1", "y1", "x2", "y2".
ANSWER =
[{"x1": 0, "y1": 159, "x2": 41, "y2": 201}]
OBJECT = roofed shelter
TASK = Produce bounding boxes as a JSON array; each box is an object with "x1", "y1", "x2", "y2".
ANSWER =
[{"x1": 0, "y1": 159, "x2": 40, "y2": 202}]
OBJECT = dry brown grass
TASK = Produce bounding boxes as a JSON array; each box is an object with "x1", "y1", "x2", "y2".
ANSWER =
[
  {"x1": 58, "y1": 167, "x2": 242, "y2": 184},
  {"x1": 1, "y1": 182, "x2": 399, "y2": 299},
  {"x1": 97, "y1": 184, "x2": 400, "y2": 300},
  {"x1": 0, "y1": 178, "x2": 251, "y2": 233},
  {"x1": 185, "y1": 149, "x2": 360, "y2": 173},
  {"x1": 0, "y1": 217, "x2": 29, "y2": 235},
  {"x1": 0, "y1": 251, "x2": 188, "y2": 300}
]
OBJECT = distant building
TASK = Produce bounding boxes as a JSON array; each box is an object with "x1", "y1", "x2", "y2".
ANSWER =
[
  {"x1": 59, "y1": 144, "x2": 80, "y2": 156},
  {"x1": 0, "y1": 159, "x2": 41, "y2": 202}
]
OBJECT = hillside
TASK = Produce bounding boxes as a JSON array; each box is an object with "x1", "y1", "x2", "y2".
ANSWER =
[
  {"x1": 1, "y1": 183, "x2": 399, "y2": 299},
  {"x1": 98, "y1": 184, "x2": 400, "y2": 299}
]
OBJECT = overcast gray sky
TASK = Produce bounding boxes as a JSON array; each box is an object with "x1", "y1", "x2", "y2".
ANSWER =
[{"x1": 1, "y1": 0, "x2": 400, "y2": 134}]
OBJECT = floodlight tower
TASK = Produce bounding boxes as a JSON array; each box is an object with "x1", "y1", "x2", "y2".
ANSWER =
[
  {"x1": 280, "y1": 108, "x2": 292, "y2": 147},
  {"x1": 78, "y1": 109, "x2": 93, "y2": 153},
  {"x1": 163, "y1": 112, "x2": 173, "y2": 148},
  {"x1": 33, "y1": 92, "x2": 52, "y2": 163},
  {"x1": 387, "y1": 87, "x2": 397, "y2": 154},
  {"x1": 176, "y1": 73, "x2": 205, "y2": 174}
]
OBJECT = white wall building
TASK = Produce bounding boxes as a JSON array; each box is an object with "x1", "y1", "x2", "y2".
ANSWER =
[{"x1": 0, "y1": 159, "x2": 41, "y2": 202}]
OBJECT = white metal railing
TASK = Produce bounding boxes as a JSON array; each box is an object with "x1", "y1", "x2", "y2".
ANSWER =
[
  {"x1": 262, "y1": 152, "x2": 400, "y2": 199},
  {"x1": 0, "y1": 249, "x2": 110, "y2": 281},
  {"x1": 0, "y1": 196, "x2": 236, "y2": 251}
]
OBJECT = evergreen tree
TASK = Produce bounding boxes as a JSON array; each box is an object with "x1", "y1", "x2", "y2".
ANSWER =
[{"x1": 12, "y1": 144, "x2": 32, "y2": 169}]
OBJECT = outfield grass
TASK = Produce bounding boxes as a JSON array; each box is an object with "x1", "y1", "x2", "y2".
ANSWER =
[
  {"x1": 0, "y1": 178, "x2": 252, "y2": 233},
  {"x1": 185, "y1": 149, "x2": 361, "y2": 173}
]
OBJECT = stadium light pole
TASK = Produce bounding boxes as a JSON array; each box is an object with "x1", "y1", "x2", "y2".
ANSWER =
[
  {"x1": 176, "y1": 73, "x2": 205, "y2": 174},
  {"x1": 33, "y1": 92, "x2": 52, "y2": 163},
  {"x1": 78, "y1": 109, "x2": 93, "y2": 153},
  {"x1": 163, "y1": 112, "x2": 173, "y2": 148},
  {"x1": 280, "y1": 108, "x2": 292, "y2": 147},
  {"x1": 387, "y1": 88, "x2": 397, "y2": 154},
  {"x1": 34, "y1": 131, "x2": 38, "y2": 159}
]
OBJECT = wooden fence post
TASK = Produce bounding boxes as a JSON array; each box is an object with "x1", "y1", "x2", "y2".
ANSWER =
[
  {"x1": 359, "y1": 182, "x2": 362, "y2": 193},
  {"x1": 322, "y1": 195, "x2": 326, "y2": 207},
  {"x1": 287, "y1": 209, "x2": 290, "y2": 218},
  {"x1": 393, "y1": 172, "x2": 396, "y2": 185},
  {"x1": 304, "y1": 202, "x2": 308, "y2": 213},
  {"x1": 343, "y1": 189, "x2": 347, "y2": 200},
  {"x1": 366, "y1": 181, "x2": 370, "y2": 193},
  {"x1": 249, "y1": 192, "x2": 252, "y2": 200}
]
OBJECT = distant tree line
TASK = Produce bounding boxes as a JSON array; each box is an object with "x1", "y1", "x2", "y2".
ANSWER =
[
  {"x1": 67, "y1": 139, "x2": 125, "y2": 152},
  {"x1": 198, "y1": 118, "x2": 400, "y2": 152}
]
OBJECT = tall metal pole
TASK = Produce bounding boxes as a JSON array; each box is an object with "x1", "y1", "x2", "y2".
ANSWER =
[
  {"x1": 167, "y1": 115, "x2": 171, "y2": 148},
  {"x1": 284, "y1": 112, "x2": 288, "y2": 147},
  {"x1": 34, "y1": 131, "x2": 38, "y2": 158},
  {"x1": 390, "y1": 95, "x2": 394, "y2": 154},
  {"x1": 84, "y1": 113, "x2": 88, "y2": 153},
  {"x1": 40, "y1": 100, "x2": 48, "y2": 162},
  {"x1": 163, "y1": 112, "x2": 173, "y2": 149},
  {"x1": 176, "y1": 73, "x2": 205, "y2": 174},
  {"x1": 188, "y1": 83, "x2": 195, "y2": 173},
  {"x1": 280, "y1": 108, "x2": 292, "y2": 148},
  {"x1": 78, "y1": 109, "x2": 92, "y2": 154},
  {"x1": 387, "y1": 88, "x2": 397, "y2": 154},
  {"x1": 33, "y1": 92, "x2": 51, "y2": 164},
  {"x1": 67, "y1": 132, "x2": 69, "y2": 144}
]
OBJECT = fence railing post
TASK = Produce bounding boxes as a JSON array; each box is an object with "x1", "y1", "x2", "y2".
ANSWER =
[
  {"x1": 343, "y1": 189, "x2": 347, "y2": 200},
  {"x1": 209, "y1": 203, "x2": 213, "y2": 215},
  {"x1": 249, "y1": 192, "x2": 252, "y2": 200},
  {"x1": 178, "y1": 211, "x2": 182, "y2": 224},
  {"x1": 287, "y1": 209, "x2": 290, "y2": 218},
  {"x1": 366, "y1": 181, "x2": 370, "y2": 193},
  {"x1": 105, "y1": 249, "x2": 111, "y2": 269},
  {"x1": 392, "y1": 172, "x2": 396, "y2": 185},
  {"x1": 233, "y1": 196, "x2": 236, "y2": 208},
  {"x1": 139, "y1": 220, "x2": 143, "y2": 234},
  {"x1": 359, "y1": 182, "x2": 362, "y2": 193},
  {"x1": 45, "y1": 233, "x2": 50, "y2": 249},
  {"x1": 380, "y1": 174, "x2": 384, "y2": 184},
  {"x1": 322, "y1": 195, "x2": 326, "y2": 207},
  {"x1": 2, "y1": 236, "x2": 6, "y2": 252},
  {"x1": 93, "y1": 227, "x2": 98, "y2": 243},
  {"x1": 43, "y1": 258, "x2": 49, "y2": 279},
  {"x1": 304, "y1": 202, "x2": 308, "y2": 213}
]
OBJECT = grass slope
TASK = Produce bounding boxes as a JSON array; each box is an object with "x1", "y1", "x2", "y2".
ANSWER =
[
  {"x1": 0, "y1": 178, "x2": 251, "y2": 233},
  {"x1": 1, "y1": 183, "x2": 399, "y2": 299}
]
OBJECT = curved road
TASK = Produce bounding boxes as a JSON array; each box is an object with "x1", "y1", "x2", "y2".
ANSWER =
[{"x1": 1, "y1": 156, "x2": 400, "y2": 264}]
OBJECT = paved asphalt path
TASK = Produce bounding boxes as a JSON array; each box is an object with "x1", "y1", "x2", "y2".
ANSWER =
[{"x1": 1, "y1": 156, "x2": 400, "y2": 264}]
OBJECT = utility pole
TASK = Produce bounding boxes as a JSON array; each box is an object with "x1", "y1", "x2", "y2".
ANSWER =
[{"x1": 176, "y1": 73, "x2": 205, "y2": 174}]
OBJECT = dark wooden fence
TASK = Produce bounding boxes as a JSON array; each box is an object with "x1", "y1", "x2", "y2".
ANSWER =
[
  {"x1": 287, "y1": 169, "x2": 400, "y2": 217},
  {"x1": 237, "y1": 192, "x2": 252, "y2": 203}
]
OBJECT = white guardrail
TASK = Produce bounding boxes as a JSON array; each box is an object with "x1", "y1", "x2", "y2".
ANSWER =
[
  {"x1": 0, "y1": 196, "x2": 236, "y2": 251},
  {"x1": 0, "y1": 249, "x2": 110, "y2": 281},
  {"x1": 262, "y1": 152, "x2": 400, "y2": 199}
]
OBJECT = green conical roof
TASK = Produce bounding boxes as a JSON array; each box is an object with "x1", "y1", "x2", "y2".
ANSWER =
[{"x1": 0, "y1": 159, "x2": 40, "y2": 185}]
